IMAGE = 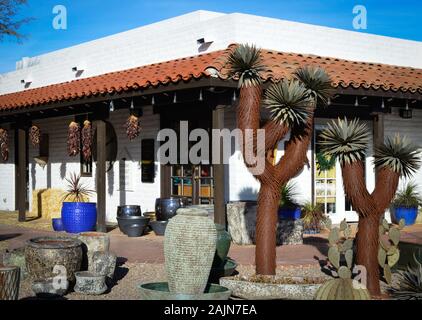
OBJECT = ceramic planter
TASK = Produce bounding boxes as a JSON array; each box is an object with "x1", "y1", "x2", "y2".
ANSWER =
[
  {"x1": 61, "y1": 202, "x2": 97, "y2": 233},
  {"x1": 25, "y1": 236, "x2": 82, "y2": 282},
  {"x1": 52, "y1": 218, "x2": 65, "y2": 231},
  {"x1": 74, "y1": 271, "x2": 107, "y2": 295},
  {"x1": 164, "y1": 208, "x2": 217, "y2": 294},
  {"x1": 392, "y1": 206, "x2": 418, "y2": 225},
  {"x1": 155, "y1": 197, "x2": 188, "y2": 221},
  {"x1": 117, "y1": 205, "x2": 142, "y2": 217},
  {"x1": 213, "y1": 224, "x2": 232, "y2": 268},
  {"x1": 117, "y1": 216, "x2": 150, "y2": 237},
  {"x1": 149, "y1": 220, "x2": 168, "y2": 236},
  {"x1": 0, "y1": 266, "x2": 20, "y2": 300},
  {"x1": 77, "y1": 232, "x2": 110, "y2": 270}
]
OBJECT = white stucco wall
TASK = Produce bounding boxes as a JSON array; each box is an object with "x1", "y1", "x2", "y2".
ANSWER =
[
  {"x1": 1, "y1": 10, "x2": 421, "y2": 95},
  {"x1": 24, "y1": 106, "x2": 160, "y2": 223}
]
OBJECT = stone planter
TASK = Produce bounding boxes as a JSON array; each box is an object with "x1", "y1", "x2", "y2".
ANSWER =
[
  {"x1": 226, "y1": 202, "x2": 304, "y2": 245},
  {"x1": 25, "y1": 236, "x2": 82, "y2": 282},
  {"x1": 32, "y1": 277, "x2": 69, "y2": 297},
  {"x1": 164, "y1": 208, "x2": 217, "y2": 294},
  {"x1": 0, "y1": 266, "x2": 20, "y2": 300},
  {"x1": 3, "y1": 247, "x2": 27, "y2": 279},
  {"x1": 74, "y1": 271, "x2": 107, "y2": 295},
  {"x1": 89, "y1": 251, "x2": 117, "y2": 280},
  {"x1": 220, "y1": 276, "x2": 324, "y2": 300},
  {"x1": 77, "y1": 232, "x2": 110, "y2": 270}
]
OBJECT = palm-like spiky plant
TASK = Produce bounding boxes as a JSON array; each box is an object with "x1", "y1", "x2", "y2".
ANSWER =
[
  {"x1": 264, "y1": 79, "x2": 312, "y2": 128},
  {"x1": 393, "y1": 182, "x2": 422, "y2": 208},
  {"x1": 294, "y1": 66, "x2": 334, "y2": 105},
  {"x1": 388, "y1": 255, "x2": 422, "y2": 300},
  {"x1": 319, "y1": 118, "x2": 370, "y2": 166},
  {"x1": 62, "y1": 172, "x2": 94, "y2": 203},
  {"x1": 227, "y1": 44, "x2": 266, "y2": 88},
  {"x1": 374, "y1": 134, "x2": 421, "y2": 178}
]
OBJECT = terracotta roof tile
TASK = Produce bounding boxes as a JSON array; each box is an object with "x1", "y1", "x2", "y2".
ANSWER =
[{"x1": 0, "y1": 44, "x2": 421, "y2": 111}]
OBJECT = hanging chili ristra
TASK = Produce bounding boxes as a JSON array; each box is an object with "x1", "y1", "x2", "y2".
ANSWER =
[
  {"x1": 67, "y1": 121, "x2": 81, "y2": 156},
  {"x1": 29, "y1": 125, "x2": 41, "y2": 147},
  {"x1": 0, "y1": 128, "x2": 9, "y2": 161},
  {"x1": 81, "y1": 120, "x2": 92, "y2": 162},
  {"x1": 125, "y1": 114, "x2": 141, "y2": 140}
]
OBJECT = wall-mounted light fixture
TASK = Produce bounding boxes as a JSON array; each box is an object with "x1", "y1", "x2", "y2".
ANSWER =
[
  {"x1": 109, "y1": 100, "x2": 115, "y2": 112},
  {"x1": 381, "y1": 98, "x2": 385, "y2": 109},
  {"x1": 199, "y1": 89, "x2": 203, "y2": 101},
  {"x1": 232, "y1": 90, "x2": 237, "y2": 102},
  {"x1": 151, "y1": 95, "x2": 155, "y2": 106},
  {"x1": 354, "y1": 96, "x2": 359, "y2": 107},
  {"x1": 173, "y1": 92, "x2": 177, "y2": 104},
  {"x1": 130, "y1": 99, "x2": 134, "y2": 110},
  {"x1": 399, "y1": 100, "x2": 412, "y2": 119}
]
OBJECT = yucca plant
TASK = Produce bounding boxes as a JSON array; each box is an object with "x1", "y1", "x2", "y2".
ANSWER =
[
  {"x1": 319, "y1": 117, "x2": 421, "y2": 296},
  {"x1": 388, "y1": 254, "x2": 422, "y2": 300},
  {"x1": 279, "y1": 182, "x2": 299, "y2": 208},
  {"x1": 226, "y1": 44, "x2": 333, "y2": 276},
  {"x1": 301, "y1": 201, "x2": 327, "y2": 232},
  {"x1": 393, "y1": 182, "x2": 422, "y2": 208},
  {"x1": 62, "y1": 172, "x2": 94, "y2": 203}
]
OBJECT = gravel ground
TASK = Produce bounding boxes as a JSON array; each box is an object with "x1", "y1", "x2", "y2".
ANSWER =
[{"x1": 18, "y1": 262, "x2": 337, "y2": 300}]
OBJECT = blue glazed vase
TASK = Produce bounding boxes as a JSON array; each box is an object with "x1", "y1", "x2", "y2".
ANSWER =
[
  {"x1": 278, "y1": 206, "x2": 301, "y2": 220},
  {"x1": 61, "y1": 202, "x2": 97, "y2": 233},
  {"x1": 392, "y1": 207, "x2": 418, "y2": 226},
  {"x1": 52, "y1": 218, "x2": 65, "y2": 231}
]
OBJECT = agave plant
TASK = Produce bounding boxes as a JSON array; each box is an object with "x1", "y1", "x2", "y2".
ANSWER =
[
  {"x1": 264, "y1": 79, "x2": 312, "y2": 128},
  {"x1": 319, "y1": 117, "x2": 370, "y2": 166},
  {"x1": 301, "y1": 201, "x2": 328, "y2": 231},
  {"x1": 227, "y1": 44, "x2": 266, "y2": 87},
  {"x1": 374, "y1": 134, "x2": 421, "y2": 178},
  {"x1": 62, "y1": 172, "x2": 94, "y2": 203},
  {"x1": 279, "y1": 182, "x2": 299, "y2": 208},
  {"x1": 388, "y1": 254, "x2": 422, "y2": 300}
]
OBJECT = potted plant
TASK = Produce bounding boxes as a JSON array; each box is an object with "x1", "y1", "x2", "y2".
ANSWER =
[
  {"x1": 278, "y1": 182, "x2": 301, "y2": 220},
  {"x1": 301, "y1": 201, "x2": 328, "y2": 234},
  {"x1": 392, "y1": 182, "x2": 422, "y2": 226},
  {"x1": 61, "y1": 173, "x2": 96, "y2": 233}
]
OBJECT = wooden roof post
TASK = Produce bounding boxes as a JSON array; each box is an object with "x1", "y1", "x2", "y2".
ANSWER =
[
  {"x1": 212, "y1": 104, "x2": 226, "y2": 227},
  {"x1": 95, "y1": 119, "x2": 107, "y2": 232},
  {"x1": 16, "y1": 125, "x2": 27, "y2": 222}
]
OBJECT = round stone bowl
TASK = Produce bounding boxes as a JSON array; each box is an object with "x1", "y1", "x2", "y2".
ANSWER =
[
  {"x1": 25, "y1": 236, "x2": 83, "y2": 282},
  {"x1": 117, "y1": 216, "x2": 150, "y2": 237},
  {"x1": 74, "y1": 271, "x2": 107, "y2": 295},
  {"x1": 32, "y1": 277, "x2": 69, "y2": 297},
  {"x1": 138, "y1": 282, "x2": 231, "y2": 300},
  {"x1": 149, "y1": 220, "x2": 168, "y2": 236}
]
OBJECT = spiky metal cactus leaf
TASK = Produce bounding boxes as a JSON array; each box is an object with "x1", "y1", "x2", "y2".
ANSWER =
[
  {"x1": 345, "y1": 249, "x2": 353, "y2": 269},
  {"x1": 379, "y1": 224, "x2": 385, "y2": 237},
  {"x1": 339, "y1": 219, "x2": 348, "y2": 231},
  {"x1": 382, "y1": 219, "x2": 390, "y2": 230},
  {"x1": 328, "y1": 227, "x2": 340, "y2": 245},
  {"x1": 227, "y1": 44, "x2": 266, "y2": 88},
  {"x1": 293, "y1": 65, "x2": 334, "y2": 105},
  {"x1": 388, "y1": 250, "x2": 400, "y2": 267},
  {"x1": 328, "y1": 246, "x2": 340, "y2": 269},
  {"x1": 384, "y1": 264, "x2": 392, "y2": 285},
  {"x1": 264, "y1": 79, "x2": 312, "y2": 128},
  {"x1": 343, "y1": 239, "x2": 354, "y2": 252},
  {"x1": 319, "y1": 118, "x2": 370, "y2": 166},
  {"x1": 389, "y1": 227, "x2": 401, "y2": 246},
  {"x1": 399, "y1": 219, "x2": 406, "y2": 229},
  {"x1": 378, "y1": 247, "x2": 387, "y2": 267},
  {"x1": 338, "y1": 266, "x2": 352, "y2": 279},
  {"x1": 374, "y1": 134, "x2": 421, "y2": 178}
]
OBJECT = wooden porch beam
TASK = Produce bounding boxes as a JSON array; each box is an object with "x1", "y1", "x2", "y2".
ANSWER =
[
  {"x1": 16, "y1": 126, "x2": 27, "y2": 222},
  {"x1": 95, "y1": 119, "x2": 106, "y2": 232},
  {"x1": 212, "y1": 105, "x2": 226, "y2": 227}
]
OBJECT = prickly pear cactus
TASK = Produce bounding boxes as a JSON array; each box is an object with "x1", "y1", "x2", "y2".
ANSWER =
[
  {"x1": 378, "y1": 218, "x2": 404, "y2": 285},
  {"x1": 315, "y1": 278, "x2": 371, "y2": 300},
  {"x1": 327, "y1": 219, "x2": 355, "y2": 275}
]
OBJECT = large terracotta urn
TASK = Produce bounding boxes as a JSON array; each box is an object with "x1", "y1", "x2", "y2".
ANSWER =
[
  {"x1": 25, "y1": 236, "x2": 82, "y2": 282},
  {"x1": 164, "y1": 208, "x2": 217, "y2": 294}
]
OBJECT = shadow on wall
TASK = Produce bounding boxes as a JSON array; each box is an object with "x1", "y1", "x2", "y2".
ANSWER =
[
  {"x1": 60, "y1": 162, "x2": 66, "y2": 180},
  {"x1": 108, "y1": 165, "x2": 114, "y2": 196}
]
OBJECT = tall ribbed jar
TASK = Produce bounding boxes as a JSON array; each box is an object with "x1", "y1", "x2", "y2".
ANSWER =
[{"x1": 164, "y1": 208, "x2": 217, "y2": 294}]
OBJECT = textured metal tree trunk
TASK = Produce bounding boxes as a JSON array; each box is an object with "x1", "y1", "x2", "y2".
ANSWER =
[
  {"x1": 255, "y1": 184, "x2": 280, "y2": 275},
  {"x1": 355, "y1": 212, "x2": 382, "y2": 296}
]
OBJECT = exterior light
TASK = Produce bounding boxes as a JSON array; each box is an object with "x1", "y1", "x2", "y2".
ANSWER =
[
  {"x1": 173, "y1": 92, "x2": 177, "y2": 104},
  {"x1": 109, "y1": 100, "x2": 115, "y2": 112},
  {"x1": 151, "y1": 95, "x2": 155, "y2": 105},
  {"x1": 130, "y1": 99, "x2": 134, "y2": 110},
  {"x1": 399, "y1": 100, "x2": 412, "y2": 119},
  {"x1": 199, "y1": 89, "x2": 203, "y2": 101},
  {"x1": 354, "y1": 96, "x2": 359, "y2": 107},
  {"x1": 232, "y1": 90, "x2": 237, "y2": 102},
  {"x1": 381, "y1": 98, "x2": 385, "y2": 109}
]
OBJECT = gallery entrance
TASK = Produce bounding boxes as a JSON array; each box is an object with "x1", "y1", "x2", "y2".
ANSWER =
[{"x1": 159, "y1": 103, "x2": 214, "y2": 205}]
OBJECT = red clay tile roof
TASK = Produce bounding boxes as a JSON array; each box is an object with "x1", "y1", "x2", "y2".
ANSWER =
[{"x1": 0, "y1": 45, "x2": 421, "y2": 112}]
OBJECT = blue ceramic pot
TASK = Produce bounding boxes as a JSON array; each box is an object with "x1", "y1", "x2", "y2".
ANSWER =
[
  {"x1": 61, "y1": 202, "x2": 97, "y2": 233},
  {"x1": 278, "y1": 206, "x2": 301, "y2": 220},
  {"x1": 392, "y1": 207, "x2": 418, "y2": 226},
  {"x1": 52, "y1": 218, "x2": 65, "y2": 231}
]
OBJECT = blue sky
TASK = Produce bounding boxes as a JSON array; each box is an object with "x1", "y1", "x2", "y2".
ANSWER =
[{"x1": 0, "y1": 0, "x2": 421, "y2": 73}]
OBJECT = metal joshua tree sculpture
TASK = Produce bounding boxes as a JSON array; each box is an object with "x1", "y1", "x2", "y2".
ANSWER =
[
  {"x1": 319, "y1": 118, "x2": 421, "y2": 296},
  {"x1": 227, "y1": 44, "x2": 333, "y2": 275}
]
